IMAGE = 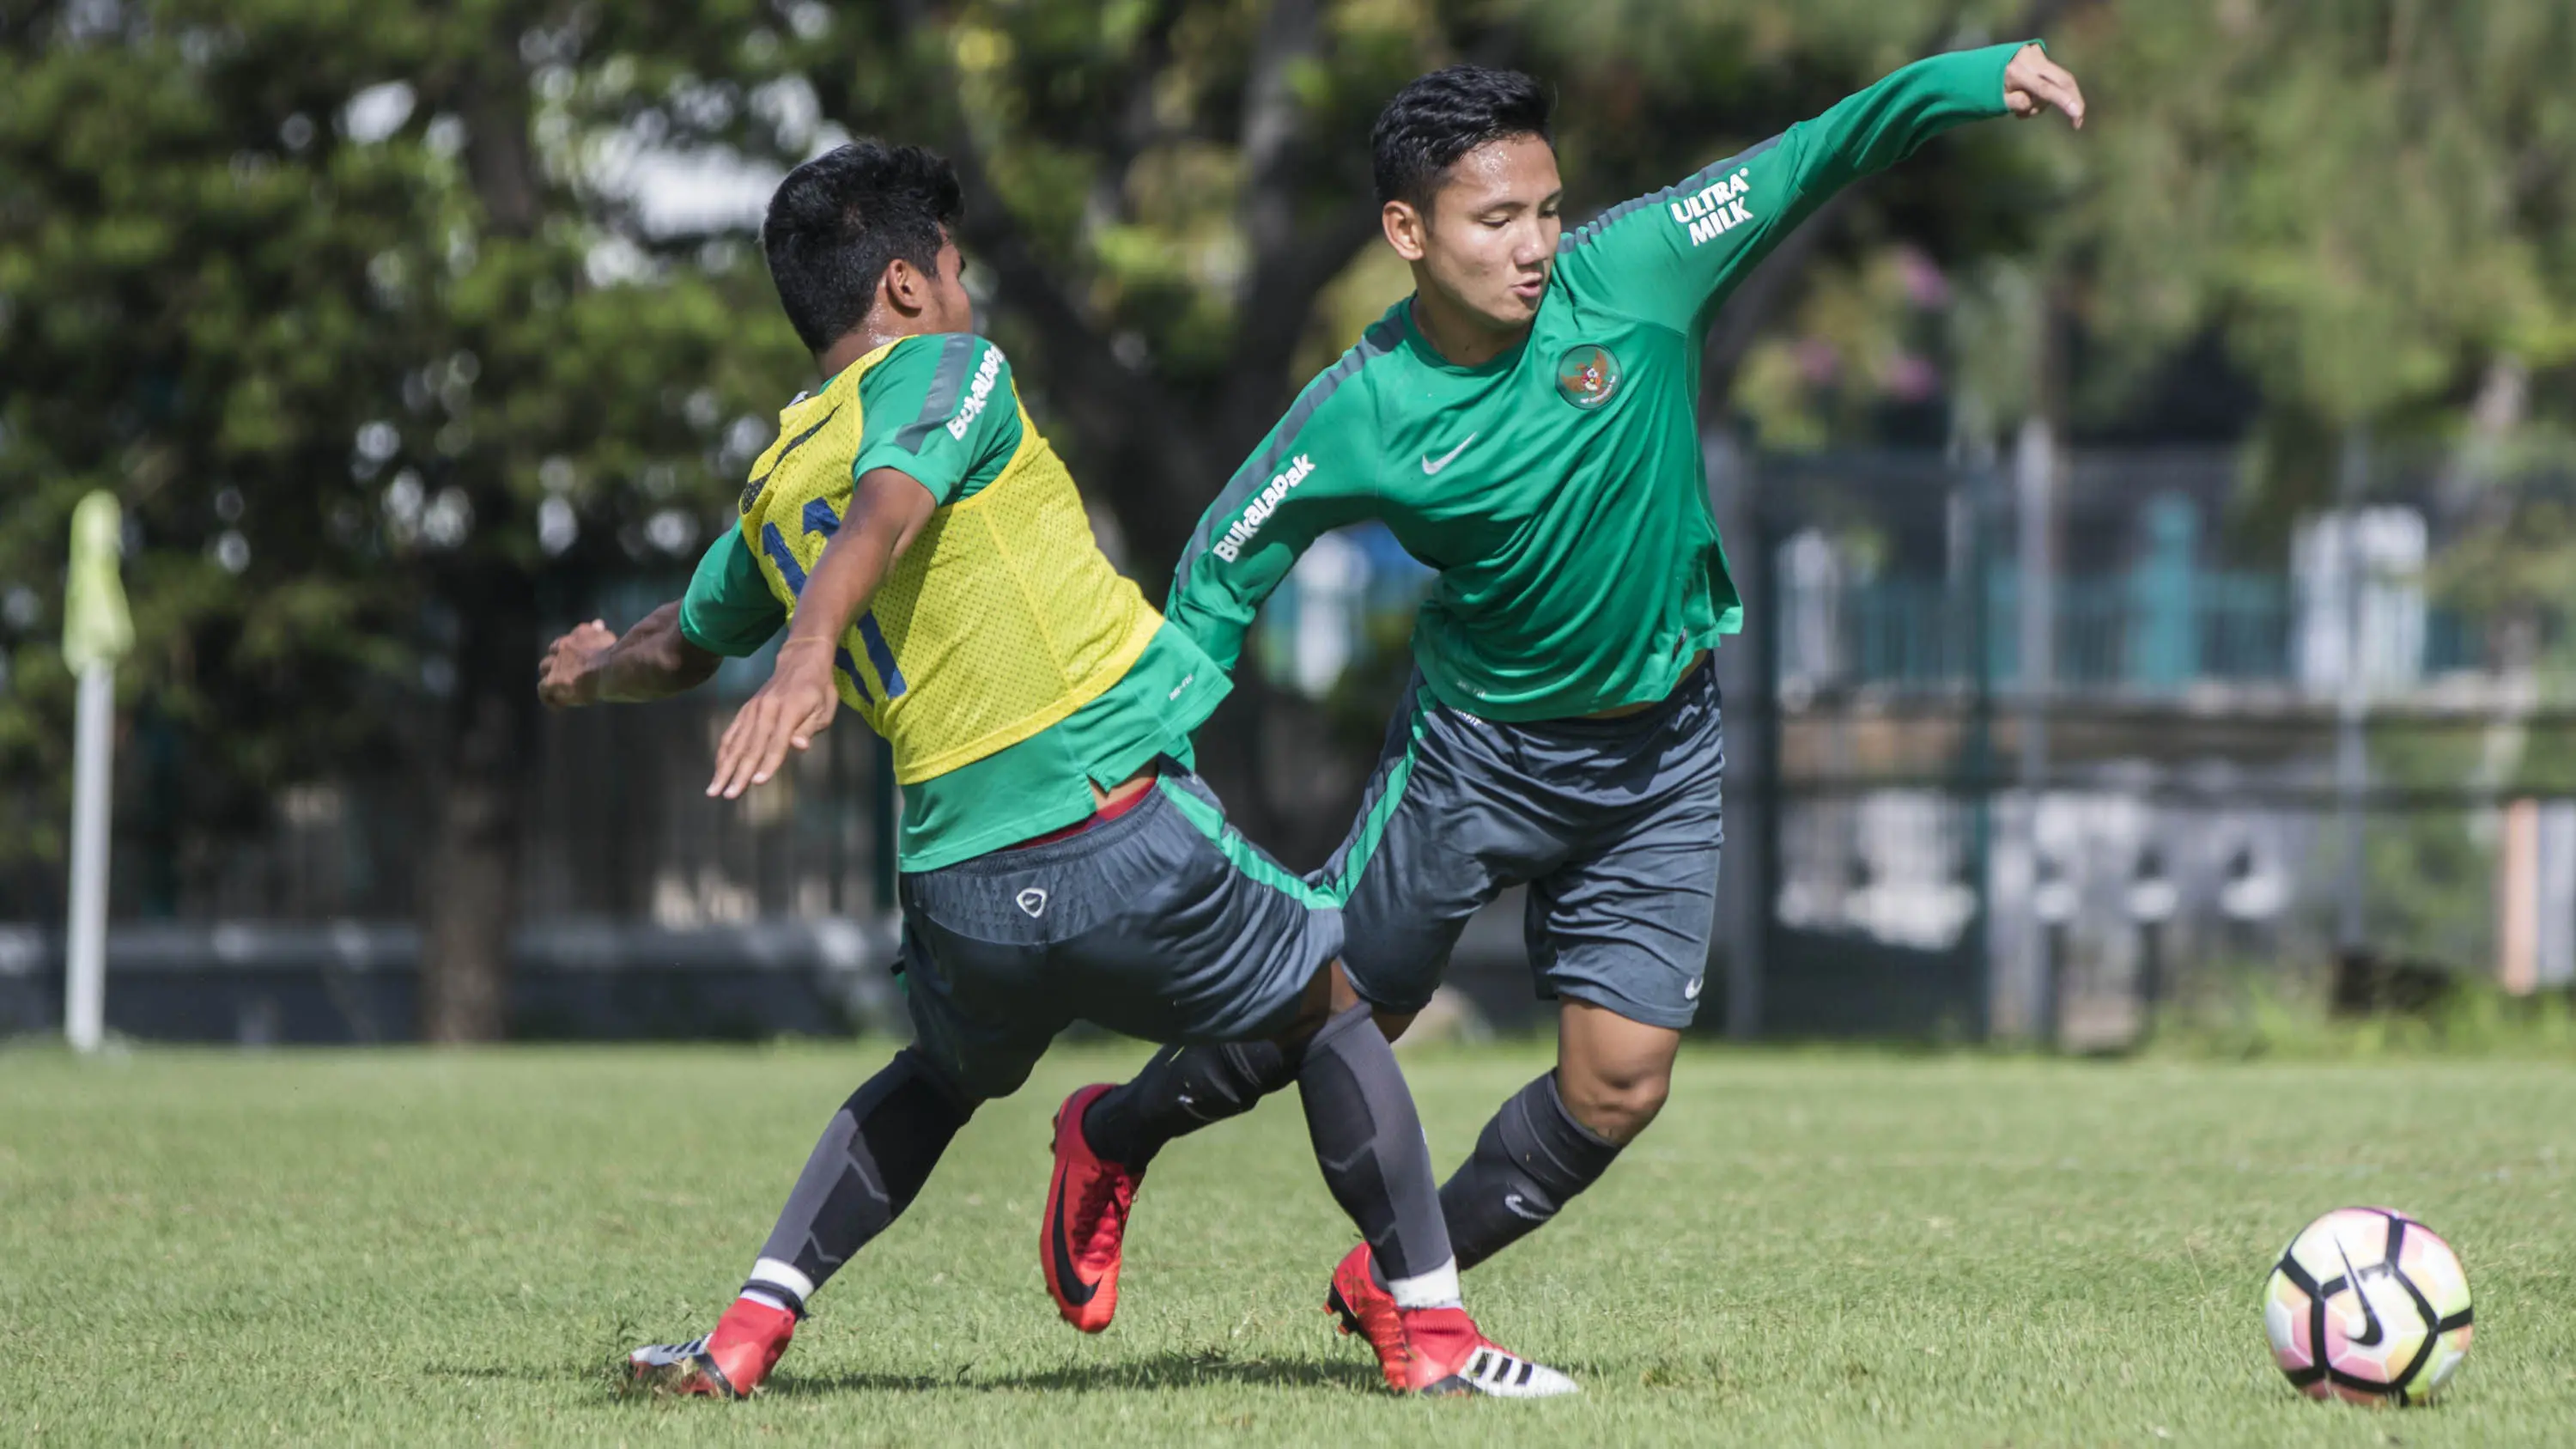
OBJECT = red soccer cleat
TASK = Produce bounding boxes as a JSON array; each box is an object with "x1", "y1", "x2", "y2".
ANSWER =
[
  {"x1": 1325, "y1": 1242, "x2": 1578, "y2": 1397},
  {"x1": 1042, "y1": 1082, "x2": 1144, "y2": 1333},
  {"x1": 627, "y1": 1295, "x2": 797, "y2": 1398},
  {"x1": 1325, "y1": 1241, "x2": 1404, "y2": 1376}
]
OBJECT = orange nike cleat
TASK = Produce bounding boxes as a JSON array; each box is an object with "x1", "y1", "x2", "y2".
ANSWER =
[{"x1": 1042, "y1": 1082, "x2": 1144, "y2": 1333}]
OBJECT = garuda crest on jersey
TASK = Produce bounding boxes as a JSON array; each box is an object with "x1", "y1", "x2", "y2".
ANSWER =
[{"x1": 1555, "y1": 344, "x2": 1623, "y2": 410}]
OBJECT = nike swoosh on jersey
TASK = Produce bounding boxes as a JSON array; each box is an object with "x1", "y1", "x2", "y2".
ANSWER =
[{"x1": 1420, "y1": 432, "x2": 1479, "y2": 475}]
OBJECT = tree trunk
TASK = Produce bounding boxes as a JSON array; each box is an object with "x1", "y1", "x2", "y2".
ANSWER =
[
  {"x1": 417, "y1": 54, "x2": 544, "y2": 1044},
  {"x1": 418, "y1": 570, "x2": 538, "y2": 1043}
]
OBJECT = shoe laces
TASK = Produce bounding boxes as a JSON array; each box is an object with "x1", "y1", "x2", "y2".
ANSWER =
[{"x1": 1072, "y1": 1158, "x2": 1137, "y2": 1256}]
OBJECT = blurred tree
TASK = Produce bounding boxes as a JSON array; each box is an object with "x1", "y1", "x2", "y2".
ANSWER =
[
  {"x1": 2056, "y1": 0, "x2": 2576, "y2": 466},
  {"x1": 2, "y1": 0, "x2": 2098, "y2": 1026},
  {"x1": 0, "y1": 0, "x2": 806, "y2": 1038}
]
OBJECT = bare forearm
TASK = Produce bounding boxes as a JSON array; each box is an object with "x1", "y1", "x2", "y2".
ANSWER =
[
  {"x1": 774, "y1": 468, "x2": 928, "y2": 670},
  {"x1": 588, "y1": 603, "x2": 722, "y2": 703}
]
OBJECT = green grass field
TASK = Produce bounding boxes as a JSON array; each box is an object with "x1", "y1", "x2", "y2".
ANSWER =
[{"x1": 3, "y1": 1042, "x2": 2572, "y2": 1446}]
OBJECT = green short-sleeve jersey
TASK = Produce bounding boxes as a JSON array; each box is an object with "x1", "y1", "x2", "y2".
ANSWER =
[
  {"x1": 845, "y1": 332, "x2": 1024, "y2": 507},
  {"x1": 1166, "y1": 44, "x2": 2021, "y2": 720},
  {"x1": 677, "y1": 521, "x2": 787, "y2": 659},
  {"x1": 676, "y1": 333, "x2": 1227, "y2": 872}
]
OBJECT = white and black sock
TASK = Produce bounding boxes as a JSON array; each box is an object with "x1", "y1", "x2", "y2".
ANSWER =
[{"x1": 738, "y1": 1259, "x2": 813, "y2": 1318}]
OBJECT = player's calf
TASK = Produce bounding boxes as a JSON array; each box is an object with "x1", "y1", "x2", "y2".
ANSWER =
[
  {"x1": 1077, "y1": 1038, "x2": 1297, "y2": 1171},
  {"x1": 1293, "y1": 1002, "x2": 1459, "y2": 1295},
  {"x1": 1436, "y1": 1069, "x2": 1625, "y2": 1270},
  {"x1": 1047, "y1": 998, "x2": 1454, "y2": 1335},
  {"x1": 630, "y1": 1049, "x2": 975, "y2": 1397}
]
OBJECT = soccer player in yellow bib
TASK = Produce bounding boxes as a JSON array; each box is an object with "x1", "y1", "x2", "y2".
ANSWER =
[{"x1": 536, "y1": 141, "x2": 1572, "y2": 1400}]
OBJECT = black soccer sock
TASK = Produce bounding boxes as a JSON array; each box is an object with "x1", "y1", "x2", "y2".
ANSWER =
[
  {"x1": 1296, "y1": 1003, "x2": 1457, "y2": 1297},
  {"x1": 1079, "y1": 1039, "x2": 1297, "y2": 1172},
  {"x1": 1437, "y1": 1070, "x2": 1624, "y2": 1272},
  {"x1": 745, "y1": 1047, "x2": 978, "y2": 1309}
]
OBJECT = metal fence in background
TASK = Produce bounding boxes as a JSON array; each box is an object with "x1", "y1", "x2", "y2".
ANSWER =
[
  {"x1": 0, "y1": 637, "x2": 910, "y2": 1044},
  {"x1": 1721, "y1": 441, "x2": 2576, "y2": 1045},
  {"x1": 0, "y1": 641, "x2": 896, "y2": 929}
]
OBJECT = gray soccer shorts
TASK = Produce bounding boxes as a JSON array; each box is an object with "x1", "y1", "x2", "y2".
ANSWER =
[
  {"x1": 896, "y1": 766, "x2": 1340, "y2": 1101},
  {"x1": 1313, "y1": 663, "x2": 1724, "y2": 1030}
]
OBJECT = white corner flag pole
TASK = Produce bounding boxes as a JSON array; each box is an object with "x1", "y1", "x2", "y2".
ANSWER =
[
  {"x1": 66, "y1": 665, "x2": 114, "y2": 1052},
  {"x1": 63, "y1": 492, "x2": 133, "y2": 1055}
]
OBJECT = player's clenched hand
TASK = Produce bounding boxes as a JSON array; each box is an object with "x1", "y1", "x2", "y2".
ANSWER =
[
  {"x1": 2002, "y1": 43, "x2": 2085, "y2": 129},
  {"x1": 538, "y1": 619, "x2": 617, "y2": 709},
  {"x1": 708, "y1": 638, "x2": 838, "y2": 799}
]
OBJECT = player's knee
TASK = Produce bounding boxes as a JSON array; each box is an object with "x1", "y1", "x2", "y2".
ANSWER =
[{"x1": 1557, "y1": 1062, "x2": 1669, "y2": 1143}]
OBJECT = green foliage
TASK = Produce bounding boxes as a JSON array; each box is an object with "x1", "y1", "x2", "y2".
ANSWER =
[
  {"x1": 1730, "y1": 2, "x2": 2576, "y2": 460},
  {"x1": 4, "y1": 0, "x2": 2090, "y2": 896},
  {"x1": 2066, "y1": 0, "x2": 2576, "y2": 433},
  {"x1": 0, "y1": 0, "x2": 807, "y2": 880}
]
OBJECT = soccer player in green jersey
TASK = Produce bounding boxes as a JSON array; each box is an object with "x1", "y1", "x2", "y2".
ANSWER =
[
  {"x1": 1041, "y1": 42, "x2": 2087, "y2": 1350},
  {"x1": 539, "y1": 141, "x2": 1572, "y2": 1399}
]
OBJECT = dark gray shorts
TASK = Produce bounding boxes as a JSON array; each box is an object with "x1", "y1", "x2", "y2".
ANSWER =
[
  {"x1": 897, "y1": 768, "x2": 1339, "y2": 1100},
  {"x1": 1312, "y1": 664, "x2": 1723, "y2": 1030}
]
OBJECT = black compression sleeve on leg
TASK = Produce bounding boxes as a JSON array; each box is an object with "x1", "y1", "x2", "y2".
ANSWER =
[
  {"x1": 755, "y1": 1046, "x2": 977, "y2": 1292},
  {"x1": 1437, "y1": 1070, "x2": 1623, "y2": 1272},
  {"x1": 1079, "y1": 1039, "x2": 1297, "y2": 1172},
  {"x1": 1295, "y1": 1003, "x2": 1454, "y2": 1283}
]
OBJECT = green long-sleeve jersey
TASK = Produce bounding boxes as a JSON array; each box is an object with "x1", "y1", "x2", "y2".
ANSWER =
[{"x1": 1168, "y1": 43, "x2": 2025, "y2": 720}]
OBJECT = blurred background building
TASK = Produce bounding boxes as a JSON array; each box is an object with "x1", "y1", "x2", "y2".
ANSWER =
[{"x1": 7, "y1": 0, "x2": 2576, "y2": 1044}]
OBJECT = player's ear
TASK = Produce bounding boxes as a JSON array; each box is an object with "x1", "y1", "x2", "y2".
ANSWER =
[
  {"x1": 881, "y1": 256, "x2": 925, "y2": 317},
  {"x1": 1382, "y1": 199, "x2": 1429, "y2": 262}
]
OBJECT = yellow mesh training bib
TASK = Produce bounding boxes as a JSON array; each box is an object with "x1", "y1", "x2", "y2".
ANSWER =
[{"x1": 738, "y1": 342, "x2": 1163, "y2": 784}]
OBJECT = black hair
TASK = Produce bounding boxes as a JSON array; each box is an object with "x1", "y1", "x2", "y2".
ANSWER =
[
  {"x1": 761, "y1": 141, "x2": 963, "y2": 355},
  {"x1": 1370, "y1": 65, "x2": 1554, "y2": 212}
]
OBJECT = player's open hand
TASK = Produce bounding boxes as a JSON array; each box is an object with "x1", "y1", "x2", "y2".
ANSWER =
[
  {"x1": 708, "y1": 639, "x2": 838, "y2": 799},
  {"x1": 538, "y1": 619, "x2": 616, "y2": 709},
  {"x1": 2002, "y1": 43, "x2": 2085, "y2": 129}
]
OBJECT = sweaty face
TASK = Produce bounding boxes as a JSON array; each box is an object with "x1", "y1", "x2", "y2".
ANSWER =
[{"x1": 1407, "y1": 135, "x2": 1564, "y2": 333}]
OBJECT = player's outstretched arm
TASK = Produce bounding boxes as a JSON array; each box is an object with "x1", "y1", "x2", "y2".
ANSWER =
[
  {"x1": 1775, "y1": 41, "x2": 2085, "y2": 206},
  {"x1": 538, "y1": 606, "x2": 720, "y2": 708},
  {"x1": 707, "y1": 466, "x2": 936, "y2": 799},
  {"x1": 1556, "y1": 41, "x2": 2083, "y2": 332}
]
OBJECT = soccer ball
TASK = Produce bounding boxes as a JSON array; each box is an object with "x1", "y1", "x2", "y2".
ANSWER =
[{"x1": 2263, "y1": 1207, "x2": 2473, "y2": 1405}]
